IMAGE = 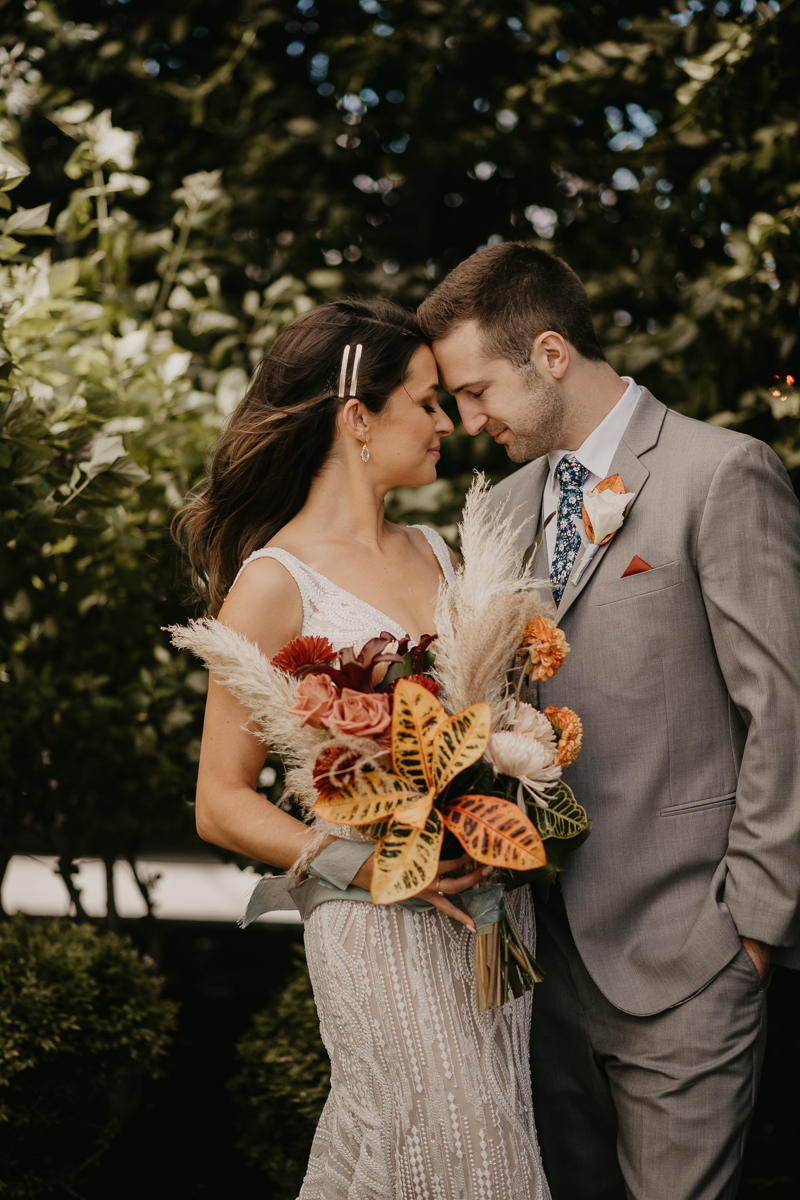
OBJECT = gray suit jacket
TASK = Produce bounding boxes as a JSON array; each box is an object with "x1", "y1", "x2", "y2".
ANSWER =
[{"x1": 492, "y1": 388, "x2": 800, "y2": 1015}]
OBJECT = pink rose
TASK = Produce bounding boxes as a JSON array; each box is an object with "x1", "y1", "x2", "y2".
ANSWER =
[
  {"x1": 326, "y1": 688, "x2": 392, "y2": 738},
  {"x1": 287, "y1": 674, "x2": 339, "y2": 728}
]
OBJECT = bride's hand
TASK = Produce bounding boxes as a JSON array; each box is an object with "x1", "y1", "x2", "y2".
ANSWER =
[
  {"x1": 352, "y1": 853, "x2": 490, "y2": 931},
  {"x1": 419, "y1": 855, "x2": 491, "y2": 931}
]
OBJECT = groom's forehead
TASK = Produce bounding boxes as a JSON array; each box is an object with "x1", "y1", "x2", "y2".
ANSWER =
[{"x1": 432, "y1": 323, "x2": 491, "y2": 391}]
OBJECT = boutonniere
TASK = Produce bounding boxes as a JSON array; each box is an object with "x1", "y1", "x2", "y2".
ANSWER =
[{"x1": 571, "y1": 474, "x2": 637, "y2": 586}]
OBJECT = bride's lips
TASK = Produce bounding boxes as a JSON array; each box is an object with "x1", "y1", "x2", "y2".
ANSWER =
[{"x1": 428, "y1": 445, "x2": 441, "y2": 459}]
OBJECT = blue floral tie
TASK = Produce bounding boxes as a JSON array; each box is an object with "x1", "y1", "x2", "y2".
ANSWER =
[{"x1": 550, "y1": 456, "x2": 589, "y2": 604}]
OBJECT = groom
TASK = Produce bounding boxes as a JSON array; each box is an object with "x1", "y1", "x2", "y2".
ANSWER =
[{"x1": 419, "y1": 243, "x2": 800, "y2": 1200}]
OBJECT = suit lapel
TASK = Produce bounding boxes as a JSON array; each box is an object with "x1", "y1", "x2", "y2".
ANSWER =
[
  {"x1": 512, "y1": 456, "x2": 549, "y2": 561},
  {"x1": 555, "y1": 389, "x2": 666, "y2": 622}
]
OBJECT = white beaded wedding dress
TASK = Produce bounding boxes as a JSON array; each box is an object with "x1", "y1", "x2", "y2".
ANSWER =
[{"x1": 235, "y1": 527, "x2": 550, "y2": 1200}]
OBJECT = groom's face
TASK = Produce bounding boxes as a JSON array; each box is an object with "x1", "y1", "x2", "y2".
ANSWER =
[{"x1": 433, "y1": 321, "x2": 566, "y2": 463}]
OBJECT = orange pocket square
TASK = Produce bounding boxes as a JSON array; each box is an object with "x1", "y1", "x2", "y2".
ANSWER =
[{"x1": 621, "y1": 555, "x2": 652, "y2": 578}]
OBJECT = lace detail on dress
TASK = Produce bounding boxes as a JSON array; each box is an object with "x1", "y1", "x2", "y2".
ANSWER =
[
  {"x1": 230, "y1": 525, "x2": 455, "y2": 651},
  {"x1": 231, "y1": 525, "x2": 548, "y2": 1200},
  {"x1": 302, "y1": 890, "x2": 548, "y2": 1200}
]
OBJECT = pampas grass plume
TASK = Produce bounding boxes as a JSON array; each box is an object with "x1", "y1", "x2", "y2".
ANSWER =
[{"x1": 432, "y1": 473, "x2": 555, "y2": 724}]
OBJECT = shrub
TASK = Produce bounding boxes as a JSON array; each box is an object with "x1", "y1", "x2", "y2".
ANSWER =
[
  {"x1": 0, "y1": 916, "x2": 177, "y2": 1197},
  {"x1": 228, "y1": 945, "x2": 330, "y2": 1198}
]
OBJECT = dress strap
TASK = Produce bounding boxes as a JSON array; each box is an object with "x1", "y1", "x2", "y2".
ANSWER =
[
  {"x1": 229, "y1": 546, "x2": 328, "y2": 630},
  {"x1": 230, "y1": 546, "x2": 306, "y2": 592},
  {"x1": 412, "y1": 525, "x2": 457, "y2": 587}
]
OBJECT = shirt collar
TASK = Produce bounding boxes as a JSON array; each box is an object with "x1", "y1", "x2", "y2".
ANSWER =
[{"x1": 547, "y1": 377, "x2": 641, "y2": 483}]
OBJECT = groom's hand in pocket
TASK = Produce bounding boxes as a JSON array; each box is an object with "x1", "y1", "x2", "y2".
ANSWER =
[{"x1": 741, "y1": 936, "x2": 771, "y2": 981}]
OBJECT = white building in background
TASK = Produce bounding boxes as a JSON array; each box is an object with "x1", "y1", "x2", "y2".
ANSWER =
[{"x1": 2, "y1": 856, "x2": 301, "y2": 923}]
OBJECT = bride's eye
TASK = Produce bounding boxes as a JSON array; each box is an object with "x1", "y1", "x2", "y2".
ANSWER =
[{"x1": 424, "y1": 404, "x2": 436, "y2": 414}]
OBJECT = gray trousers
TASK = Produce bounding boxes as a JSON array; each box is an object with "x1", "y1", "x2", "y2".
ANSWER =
[{"x1": 530, "y1": 887, "x2": 771, "y2": 1200}]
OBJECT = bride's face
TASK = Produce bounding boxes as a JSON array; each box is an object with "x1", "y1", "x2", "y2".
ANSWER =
[{"x1": 365, "y1": 345, "x2": 454, "y2": 487}]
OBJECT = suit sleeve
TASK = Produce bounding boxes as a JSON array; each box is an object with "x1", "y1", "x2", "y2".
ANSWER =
[{"x1": 698, "y1": 438, "x2": 800, "y2": 947}]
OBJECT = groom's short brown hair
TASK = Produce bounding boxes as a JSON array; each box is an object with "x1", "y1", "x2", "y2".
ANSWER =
[{"x1": 417, "y1": 243, "x2": 605, "y2": 367}]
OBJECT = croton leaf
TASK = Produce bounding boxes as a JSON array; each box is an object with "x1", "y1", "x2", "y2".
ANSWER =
[
  {"x1": 431, "y1": 702, "x2": 491, "y2": 793},
  {"x1": 394, "y1": 789, "x2": 435, "y2": 830},
  {"x1": 371, "y1": 808, "x2": 444, "y2": 904},
  {"x1": 359, "y1": 816, "x2": 392, "y2": 841},
  {"x1": 312, "y1": 770, "x2": 419, "y2": 826},
  {"x1": 443, "y1": 794, "x2": 546, "y2": 870},
  {"x1": 531, "y1": 780, "x2": 589, "y2": 840},
  {"x1": 391, "y1": 678, "x2": 447, "y2": 794}
]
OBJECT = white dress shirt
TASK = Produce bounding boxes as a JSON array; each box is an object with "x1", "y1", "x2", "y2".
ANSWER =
[{"x1": 543, "y1": 377, "x2": 641, "y2": 566}]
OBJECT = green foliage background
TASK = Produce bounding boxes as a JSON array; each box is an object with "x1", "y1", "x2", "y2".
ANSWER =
[
  {"x1": 228, "y1": 945, "x2": 330, "y2": 1197},
  {"x1": 1, "y1": 0, "x2": 799, "y2": 907},
  {"x1": 0, "y1": 915, "x2": 177, "y2": 1196}
]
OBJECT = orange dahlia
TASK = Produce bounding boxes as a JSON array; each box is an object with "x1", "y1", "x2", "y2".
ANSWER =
[
  {"x1": 519, "y1": 616, "x2": 570, "y2": 682},
  {"x1": 272, "y1": 635, "x2": 337, "y2": 675},
  {"x1": 543, "y1": 705, "x2": 583, "y2": 766}
]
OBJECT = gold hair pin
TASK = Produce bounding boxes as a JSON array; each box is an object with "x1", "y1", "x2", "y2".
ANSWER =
[{"x1": 337, "y1": 343, "x2": 363, "y2": 399}]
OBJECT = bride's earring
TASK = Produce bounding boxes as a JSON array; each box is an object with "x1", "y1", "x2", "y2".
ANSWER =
[{"x1": 360, "y1": 439, "x2": 370, "y2": 464}]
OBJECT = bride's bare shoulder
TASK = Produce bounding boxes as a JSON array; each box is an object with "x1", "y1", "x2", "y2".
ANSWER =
[{"x1": 217, "y1": 553, "x2": 303, "y2": 658}]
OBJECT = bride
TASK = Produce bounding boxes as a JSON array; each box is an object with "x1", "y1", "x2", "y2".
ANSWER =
[{"x1": 179, "y1": 299, "x2": 549, "y2": 1199}]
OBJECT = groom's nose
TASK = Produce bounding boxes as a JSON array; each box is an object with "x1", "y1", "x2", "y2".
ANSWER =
[{"x1": 456, "y1": 398, "x2": 488, "y2": 436}]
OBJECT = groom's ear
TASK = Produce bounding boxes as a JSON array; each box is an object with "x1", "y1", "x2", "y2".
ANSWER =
[{"x1": 532, "y1": 331, "x2": 570, "y2": 379}]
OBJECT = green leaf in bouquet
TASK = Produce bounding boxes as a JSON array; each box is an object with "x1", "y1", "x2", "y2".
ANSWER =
[
  {"x1": 378, "y1": 650, "x2": 415, "y2": 691},
  {"x1": 531, "y1": 780, "x2": 589, "y2": 840},
  {"x1": 529, "y1": 823, "x2": 594, "y2": 886}
]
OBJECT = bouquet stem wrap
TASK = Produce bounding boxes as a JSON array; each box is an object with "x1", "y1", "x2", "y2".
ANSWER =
[{"x1": 461, "y1": 884, "x2": 544, "y2": 1011}]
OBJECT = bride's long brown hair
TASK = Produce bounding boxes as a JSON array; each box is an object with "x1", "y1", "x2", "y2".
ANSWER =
[{"x1": 176, "y1": 299, "x2": 426, "y2": 613}]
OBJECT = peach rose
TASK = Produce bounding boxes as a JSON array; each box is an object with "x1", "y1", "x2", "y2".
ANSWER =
[
  {"x1": 287, "y1": 674, "x2": 339, "y2": 728},
  {"x1": 326, "y1": 688, "x2": 392, "y2": 738}
]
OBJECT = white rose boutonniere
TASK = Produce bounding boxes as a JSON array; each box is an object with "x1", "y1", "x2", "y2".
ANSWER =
[{"x1": 571, "y1": 474, "x2": 637, "y2": 586}]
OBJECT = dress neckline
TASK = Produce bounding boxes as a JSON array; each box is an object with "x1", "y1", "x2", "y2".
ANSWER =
[{"x1": 269, "y1": 547, "x2": 412, "y2": 642}]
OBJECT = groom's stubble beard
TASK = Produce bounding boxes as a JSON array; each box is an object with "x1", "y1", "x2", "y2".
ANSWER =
[{"x1": 495, "y1": 361, "x2": 568, "y2": 463}]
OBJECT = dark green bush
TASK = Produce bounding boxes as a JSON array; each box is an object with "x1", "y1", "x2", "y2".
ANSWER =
[
  {"x1": 0, "y1": 916, "x2": 177, "y2": 1198},
  {"x1": 229, "y1": 946, "x2": 330, "y2": 1198}
]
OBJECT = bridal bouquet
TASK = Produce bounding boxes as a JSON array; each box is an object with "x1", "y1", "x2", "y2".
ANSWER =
[{"x1": 170, "y1": 476, "x2": 590, "y2": 1010}]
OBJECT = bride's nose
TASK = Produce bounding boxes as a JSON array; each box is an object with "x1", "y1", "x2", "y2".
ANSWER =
[{"x1": 435, "y1": 404, "x2": 455, "y2": 437}]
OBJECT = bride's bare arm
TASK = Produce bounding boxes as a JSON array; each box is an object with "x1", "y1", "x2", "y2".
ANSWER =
[
  {"x1": 195, "y1": 557, "x2": 484, "y2": 928},
  {"x1": 195, "y1": 559, "x2": 337, "y2": 868}
]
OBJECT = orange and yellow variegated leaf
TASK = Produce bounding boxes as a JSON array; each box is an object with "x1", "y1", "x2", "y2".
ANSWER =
[
  {"x1": 371, "y1": 809, "x2": 443, "y2": 904},
  {"x1": 313, "y1": 770, "x2": 419, "y2": 827},
  {"x1": 360, "y1": 817, "x2": 392, "y2": 841},
  {"x1": 391, "y1": 679, "x2": 447, "y2": 795},
  {"x1": 443, "y1": 795, "x2": 546, "y2": 871},
  {"x1": 430, "y1": 702, "x2": 491, "y2": 794},
  {"x1": 395, "y1": 789, "x2": 435, "y2": 831}
]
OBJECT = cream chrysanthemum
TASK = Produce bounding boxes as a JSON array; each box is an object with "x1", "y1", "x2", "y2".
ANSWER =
[
  {"x1": 486, "y1": 730, "x2": 562, "y2": 810},
  {"x1": 508, "y1": 702, "x2": 557, "y2": 752}
]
